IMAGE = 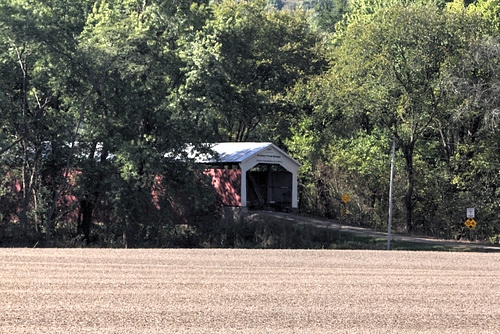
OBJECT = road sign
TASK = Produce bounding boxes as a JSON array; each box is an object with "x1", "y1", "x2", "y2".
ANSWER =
[
  {"x1": 342, "y1": 207, "x2": 347, "y2": 219},
  {"x1": 464, "y1": 218, "x2": 477, "y2": 230},
  {"x1": 341, "y1": 194, "x2": 351, "y2": 203},
  {"x1": 467, "y1": 208, "x2": 475, "y2": 218}
]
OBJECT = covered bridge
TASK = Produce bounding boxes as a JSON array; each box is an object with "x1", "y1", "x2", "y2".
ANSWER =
[{"x1": 199, "y1": 143, "x2": 300, "y2": 211}]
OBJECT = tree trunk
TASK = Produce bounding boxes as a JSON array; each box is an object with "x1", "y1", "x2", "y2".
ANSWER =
[
  {"x1": 20, "y1": 164, "x2": 37, "y2": 235},
  {"x1": 77, "y1": 197, "x2": 94, "y2": 243},
  {"x1": 45, "y1": 84, "x2": 100, "y2": 244},
  {"x1": 402, "y1": 140, "x2": 415, "y2": 233},
  {"x1": 122, "y1": 219, "x2": 136, "y2": 249},
  {"x1": 20, "y1": 147, "x2": 29, "y2": 234},
  {"x1": 19, "y1": 50, "x2": 30, "y2": 236},
  {"x1": 20, "y1": 143, "x2": 40, "y2": 237}
]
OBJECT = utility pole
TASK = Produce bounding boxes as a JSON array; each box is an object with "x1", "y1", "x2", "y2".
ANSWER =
[{"x1": 387, "y1": 137, "x2": 396, "y2": 251}]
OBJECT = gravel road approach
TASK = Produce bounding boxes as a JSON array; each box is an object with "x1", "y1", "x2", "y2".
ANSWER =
[{"x1": 247, "y1": 211, "x2": 500, "y2": 251}]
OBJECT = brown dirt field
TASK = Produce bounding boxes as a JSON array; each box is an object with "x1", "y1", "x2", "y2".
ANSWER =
[{"x1": 1, "y1": 249, "x2": 499, "y2": 333}]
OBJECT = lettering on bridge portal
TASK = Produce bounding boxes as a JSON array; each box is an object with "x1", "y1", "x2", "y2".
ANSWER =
[{"x1": 256, "y1": 153, "x2": 283, "y2": 164}]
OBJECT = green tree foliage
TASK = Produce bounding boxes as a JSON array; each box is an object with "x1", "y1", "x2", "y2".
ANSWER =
[
  {"x1": 181, "y1": 0, "x2": 326, "y2": 142},
  {"x1": 438, "y1": 32, "x2": 500, "y2": 237},
  {"x1": 0, "y1": 0, "x2": 218, "y2": 246},
  {"x1": 1, "y1": 0, "x2": 499, "y2": 246},
  {"x1": 71, "y1": 0, "x2": 218, "y2": 246},
  {"x1": 0, "y1": 0, "x2": 95, "y2": 240},
  {"x1": 288, "y1": 0, "x2": 499, "y2": 238},
  {"x1": 312, "y1": 0, "x2": 349, "y2": 33},
  {"x1": 469, "y1": 0, "x2": 500, "y2": 35},
  {"x1": 333, "y1": 0, "x2": 409, "y2": 43},
  {"x1": 335, "y1": 2, "x2": 482, "y2": 232},
  {"x1": 269, "y1": 0, "x2": 285, "y2": 10}
]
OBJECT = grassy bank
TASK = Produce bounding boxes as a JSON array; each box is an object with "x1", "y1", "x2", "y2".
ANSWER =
[
  {"x1": 198, "y1": 217, "x2": 498, "y2": 252},
  {"x1": 2, "y1": 215, "x2": 497, "y2": 252}
]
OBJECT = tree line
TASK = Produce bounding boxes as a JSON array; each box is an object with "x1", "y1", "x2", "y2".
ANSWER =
[{"x1": 0, "y1": 0, "x2": 498, "y2": 246}]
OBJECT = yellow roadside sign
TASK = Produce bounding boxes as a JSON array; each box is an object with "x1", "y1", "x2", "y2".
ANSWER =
[
  {"x1": 464, "y1": 218, "x2": 477, "y2": 230},
  {"x1": 342, "y1": 194, "x2": 351, "y2": 203}
]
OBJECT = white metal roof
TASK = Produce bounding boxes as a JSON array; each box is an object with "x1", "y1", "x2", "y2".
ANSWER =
[
  {"x1": 210, "y1": 142, "x2": 272, "y2": 163},
  {"x1": 195, "y1": 142, "x2": 300, "y2": 166}
]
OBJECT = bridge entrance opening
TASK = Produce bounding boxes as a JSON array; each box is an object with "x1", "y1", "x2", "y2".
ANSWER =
[{"x1": 246, "y1": 164, "x2": 292, "y2": 211}]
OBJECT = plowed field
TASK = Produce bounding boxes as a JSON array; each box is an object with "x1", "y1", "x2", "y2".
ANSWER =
[{"x1": 1, "y1": 249, "x2": 499, "y2": 333}]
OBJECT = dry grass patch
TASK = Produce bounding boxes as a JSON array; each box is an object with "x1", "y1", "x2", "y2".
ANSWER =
[{"x1": 1, "y1": 249, "x2": 499, "y2": 333}]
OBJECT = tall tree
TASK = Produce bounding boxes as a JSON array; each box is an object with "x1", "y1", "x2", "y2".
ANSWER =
[
  {"x1": 75, "y1": 0, "x2": 216, "y2": 246},
  {"x1": 0, "y1": 0, "x2": 95, "y2": 240},
  {"x1": 1, "y1": 0, "x2": 216, "y2": 245},
  {"x1": 312, "y1": 2, "x2": 480, "y2": 231},
  {"x1": 181, "y1": 0, "x2": 326, "y2": 142}
]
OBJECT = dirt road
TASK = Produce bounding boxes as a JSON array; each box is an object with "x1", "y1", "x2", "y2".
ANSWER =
[{"x1": 247, "y1": 211, "x2": 500, "y2": 250}]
